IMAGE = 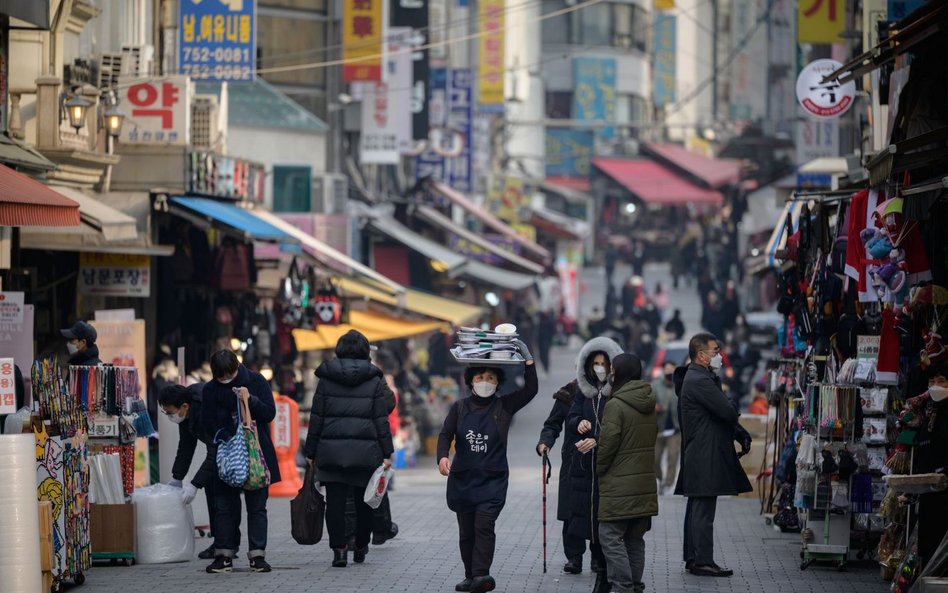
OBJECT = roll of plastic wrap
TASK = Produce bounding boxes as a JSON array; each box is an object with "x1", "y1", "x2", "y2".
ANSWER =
[
  {"x1": 157, "y1": 412, "x2": 209, "y2": 527},
  {"x1": 132, "y1": 484, "x2": 195, "y2": 563},
  {"x1": 0, "y1": 435, "x2": 42, "y2": 593}
]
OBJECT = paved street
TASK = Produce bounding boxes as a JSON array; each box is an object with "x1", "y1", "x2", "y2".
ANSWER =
[{"x1": 81, "y1": 328, "x2": 888, "y2": 593}]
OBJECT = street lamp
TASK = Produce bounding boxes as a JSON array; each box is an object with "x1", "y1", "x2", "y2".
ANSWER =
[
  {"x1": 102, "y1": 103, "x2": 125, "y2": 138},
  {"x1": 64, "y1": 93, "x2": 91, "y2": 131}
]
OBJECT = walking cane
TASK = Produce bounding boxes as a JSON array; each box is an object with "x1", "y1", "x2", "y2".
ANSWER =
[{"x1": 542, "y1": 452, "x2": 552, "y2": 574}]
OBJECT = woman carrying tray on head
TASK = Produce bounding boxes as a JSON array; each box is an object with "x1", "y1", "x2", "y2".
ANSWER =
[{"x1": 438, "y1": 338, "x2": 538, "y2": 593}]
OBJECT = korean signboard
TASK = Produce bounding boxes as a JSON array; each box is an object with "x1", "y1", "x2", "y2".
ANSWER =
[
  {"x1": 796, "y1": 59, "x2": 855, "y2": 118},
  {"x1": 273, "y1": 398, "x2": 293, "y2": 449},
  {"x1": 652, "y1": 13, "x2": 677, "y2": 107},
  {"x1": 0, "y1": 291, "x2": 24, "y2": 325},
  {"x1": 188, "y1": 151, "x2": 267, "y2": 201},
  {"x1": 449, "y1": 234, "x2": 520, "y2": 265},
  {"x1": 485, "y1": 176, "x2": 526, "y2": 223},
  {"x1": 119, "y1": 76, "x2": 191, "y2": 145},
  {"x1": 729, "y1": 0, "x2": 768, "y2": 120},
  {"x1": 79, "y1": 253, "x2": 151, "y2": 298},
  {"x1": 795, "y1": 118, "x2": 839, "y2": 164},
  {"x1": 798, "y1": 0, "x2": 844, "y2": 43},
  {"x1": 0, "y1": 304, "x2": 33, "y2": 394},
  {"x1": 360, "y1": 28, "x2": 413, "y2": 164},
  {"x1": 545, "y1": 129, "x2": 594, "y2": 178},
  {"x1": 415, "y1": 67, "x2": 448, "y2": 181},
  {"x1": 573, "y1": 57, "x2": 616, "y2": 139},
  {"x1": 343, "y1": 0, "x2": 384, "y2": 82},
  {"x1": 448, "y1": 69, "x2": 473, "y2": 191},
  {"x1": 0, "y1": 358, "x2": 15, "y2": 414},
  {"x1": 179, "y1": 0, "x2": 255, "y2": 82},
  {"x1": 392, "y1": 0, "x2": 430, "y2": 141},
  {"x1": 478, "y1": 0, "x2": 505, "y2": 107}
]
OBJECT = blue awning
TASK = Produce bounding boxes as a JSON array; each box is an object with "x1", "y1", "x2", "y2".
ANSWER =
[
  {"x1": 765, "y1": 201, "x2": 805, "y2": 269},
  {"x1": 169, "y1": 196, "x2": 298, "y2": 245}
]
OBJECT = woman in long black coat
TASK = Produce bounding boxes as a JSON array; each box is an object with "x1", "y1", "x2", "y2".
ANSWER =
[
  {"x1": 565, "y1": 336, "x2": 624, "y2": 593},
  {"x1": 303, "y1": 330, "x2": 395, "y2": 569}
]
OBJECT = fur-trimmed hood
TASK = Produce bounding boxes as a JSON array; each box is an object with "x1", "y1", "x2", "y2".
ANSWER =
[{"x1": 576, "y1": 336, "x2": 624, "y2": 399}]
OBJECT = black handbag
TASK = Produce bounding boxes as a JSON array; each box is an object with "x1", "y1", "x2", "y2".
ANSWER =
[{"x1": 291, "y1": 463, "x2": 325, "y2": 545}]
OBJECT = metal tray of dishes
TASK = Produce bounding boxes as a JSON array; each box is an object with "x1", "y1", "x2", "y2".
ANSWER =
[{"x1": 450, "y1": 348, "x2": 526, "y2": 366}]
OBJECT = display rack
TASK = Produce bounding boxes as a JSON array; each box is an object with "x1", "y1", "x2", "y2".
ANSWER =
[{"x1": 32, "y1": 359, "x2": 92, "y2": 590}]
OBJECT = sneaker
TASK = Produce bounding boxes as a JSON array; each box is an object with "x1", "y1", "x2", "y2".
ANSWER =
[
  {"x1": 249, "y1": 557, "x2": 272, "y2": 573},
  {"x1": 198, "y1": 545, "x2": 215, "y2": 560},
  {"x1": 206, "y1": 556, "x2": 233, "y2": 574}
]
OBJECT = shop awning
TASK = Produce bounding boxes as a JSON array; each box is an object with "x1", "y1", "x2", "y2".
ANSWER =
[
  {"x1": 363, "y1": 209, "x2": 468, "y2": 273},
  {"x1": 292, "y1": 310, "x2": 446, "y2": 352},
  {"x1": 642, "y1": 143, "x2": 741, "y2": 189},
  {"x1": 527, "y1": 207, "x2": 588, "y2": 241},
  {"x1": 765, "y1": 201, "x2": 805, "y2": 269},
  {"x1": 0, "y1": 163, "x2": 80, "y2": 227},
  {"x1": 428, "y1": 180, "x2": 551, "y2": 261},
  {"x1": 866, "y1": 126, "x2": 948, "y2": 187},
  {"x1": 51, "y1": 185, "x2": 137, "y2": 241},
  {"x1": 460, "y1": 260, "x2": 537, "y2": 291},
  {"x1": 414, "y1": 205, "x2": 546, "y2": 274},
  {"x1": 592, "y1": 158, "x2": 724, "y2": 206},
  {"x1": 249, "y1": 207, "x2": 405, "y2": 295},
  {"x1": 542, "y1": 177, "x2": 591, "y2": 198},
  {"x1": 0, "y1": 134, "x2": 55, "y2": 172},
  {"x1": 335, "y1": 277, "x2": 484, "y2": 326},
  {"x1": 169, "y1": 196, "x2": 297, "y2": 244}
]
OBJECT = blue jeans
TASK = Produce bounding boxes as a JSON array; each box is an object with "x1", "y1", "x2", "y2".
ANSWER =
[{"x1": 213, "y1": 478, "x2": 269, "y2": 559}]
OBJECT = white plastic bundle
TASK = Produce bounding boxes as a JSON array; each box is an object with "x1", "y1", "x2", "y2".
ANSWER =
[{"x1": 132, "y1": 484, "x2": 195, "y2": 564}]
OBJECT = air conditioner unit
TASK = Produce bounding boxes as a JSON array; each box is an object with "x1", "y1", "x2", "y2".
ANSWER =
[
  {"x1": 192, "y1": 95, "x2": 223, "y2": 151},
  {"x1": 312, "y1": 174, "x2": 349, "y2": 214},
  {"x1": 98, "y1": 54, "x2": 123, "y2": 90},
  {"x1": 121, "y1": 45, "x2": 155, "y2": 77}
]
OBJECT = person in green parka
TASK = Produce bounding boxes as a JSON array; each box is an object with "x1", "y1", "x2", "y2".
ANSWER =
[{"x1": 595, "y1": 353, "x2": 658, "y2": 593}]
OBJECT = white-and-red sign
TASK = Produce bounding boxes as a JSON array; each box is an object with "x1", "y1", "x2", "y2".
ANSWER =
[
  {"x1": 0, "y1": 358, "x2": 16, "y2": 414},
  {"x1": 795, "y1": 59, "x2": 855, "y2": 119},
  {"x1": 119, "y1": 76, "x2": 191, "y2": 145}
]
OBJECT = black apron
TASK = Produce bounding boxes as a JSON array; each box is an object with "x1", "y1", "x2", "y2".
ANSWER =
[{"x1": 446, "y1": 397, "x2": 509, "y2": 515}]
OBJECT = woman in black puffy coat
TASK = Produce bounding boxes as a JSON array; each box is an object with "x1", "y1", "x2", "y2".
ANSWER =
[{"x1": 303, "y1": 330, "x2": 396, "y2": 568}]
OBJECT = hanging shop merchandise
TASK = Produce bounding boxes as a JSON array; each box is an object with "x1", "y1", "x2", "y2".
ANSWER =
[{"x1": 760, "y1": 184, "x2": 946, "y2": 583}]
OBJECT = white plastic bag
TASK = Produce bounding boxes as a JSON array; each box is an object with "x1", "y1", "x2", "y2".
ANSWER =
[
  {"x1": 132, "y1": 483, "x2": 195, "y2": 564},
  {"x1": 364, "y1": 465, "x2": 395, "y2": 509}
]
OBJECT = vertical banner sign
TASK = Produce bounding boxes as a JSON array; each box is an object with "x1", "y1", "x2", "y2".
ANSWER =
[
  {"x1": 360, "y1": 28, "x2": 413, "y2": 164},
  {"x1": 343, "y1": 0, "x2": 384, "y2": 81},
  {"x1": 0, "y1": 358, "x2": 15, "y2": 414},
  {"x1": 545, "y1": 129, "x2": 594, "y2": 178},
  {"x1": 652, "y1": 13, "x2": 676, "y2": 107},
  {"x1": 798, "y1": 0, "x2": 844, "y2": 43},
  {"x1": 415, "y1": 67, "x2": 448, "y2": 182},
  {"x1": 448, "y1": 68, "x2": 473, "y2": 191},
  {"x1": 478, "y1": 0, "x2": 505, "y2": 107},
  {"x1": 179, "y1": 0, "x2": 255, "y2": 81},
  {"x1": 573, "y1": 57, "x2": 616, "y2": 139},
  {"x1": 392, "y1": 0, "x2": 430, "y2": 141}
]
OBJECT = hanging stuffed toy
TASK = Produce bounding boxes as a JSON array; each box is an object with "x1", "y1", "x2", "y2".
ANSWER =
[
  {"x1": 921, "y1": 329, "x2": 945, "y2": 369},
  {"x1": 313, "y1": 284, "x2": 342, "y2": 326}
]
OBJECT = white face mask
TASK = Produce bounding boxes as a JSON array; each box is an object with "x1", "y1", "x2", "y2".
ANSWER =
[
  {"x1": 593, "y1": 365, "x2": 608, "y2": 382},
  {"x1": 218, "y1": 374, "x2": 236, "y2": 385},
  {"x1": 472, "y1": 381, "x2": 497, "y2": 398},
  {"x1": 930, "y1": 385, "x2": 948, "y2": 402},
  {"x1": 168, "y1": 412, "x2": 187, "y2": 424},
  {"x1": 708, "y1": 354, "x2": 724, "y2": 371},
  {"x1": 66, "y1": 342, "x2": 79, "y2": 355}
]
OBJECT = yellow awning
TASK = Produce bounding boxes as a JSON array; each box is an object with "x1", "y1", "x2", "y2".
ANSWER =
[
  {"x1": 335, "y1": 277, "x2": 484, "y2": 326},
  {"x1": 292, "y1": 310, "x2": 447, "y2": 352}
]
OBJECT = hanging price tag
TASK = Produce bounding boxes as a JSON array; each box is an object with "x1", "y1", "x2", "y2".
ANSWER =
[{"x1": 0, "y1": 358, "x2": 16, "y2": 414}]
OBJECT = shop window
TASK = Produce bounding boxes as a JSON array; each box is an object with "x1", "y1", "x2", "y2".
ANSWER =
[
  {"x1": 579, "y1": 3, "x2": 612, "y2": 46},
  {"x1": 542, "y1": 0, "x2": 577, "y2": 44},
  {"x1": 611, "y1": 3, "x2": 648, "y2": 51},
  {"x1": 273, "y1": 166, "x2": 312, "y2": 212},
  {"x1": 546, "y1": 91, "x2": 573, "y2": 119},
  {"x1": 616, "y1": 93, "x2": 648, "y2": 139}
]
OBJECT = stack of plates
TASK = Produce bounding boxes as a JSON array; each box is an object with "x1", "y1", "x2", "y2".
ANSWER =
[{"x1": 451, "y1": 324, "x2": 525, "y2": 365}]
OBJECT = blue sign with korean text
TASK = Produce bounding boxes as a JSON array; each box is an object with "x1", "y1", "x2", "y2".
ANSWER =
[
  {"x1": 652, "y1": 13, "x2": 677, "y2": 107},
  {"x1": 448, "y1": 68, "x2": 473, "y2": 192},
  {"x1": 573, "y1": 57, "x2": 616, "y2": 140},
  {"x1": 416, "y1": 67, "x2": 448, "y2": 182},
  {"x1": 179, "y1": 0, "x2": 256, "y2": 82},
  {"x1": 887, "y1": 0, "x2": 926, "y2": 21},
  {"x1": 545, "y1": 129, "x2": 594, "y2": 179}
]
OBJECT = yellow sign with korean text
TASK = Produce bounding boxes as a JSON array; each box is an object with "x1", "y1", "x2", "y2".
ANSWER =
[
  {"x1": 487, "y1": 176, "x2": 526, "y2": 223},
  {"x1": 479, "y1": 0, "x2": 505, "y2": 105},
  {"x1": 798, "y1": 0, "x2": 845, "y2": 44},
  {"x1": 79, "y1": 253, "x2": 151, "y2": 298},
  {"x1": 655, "y1": 0, "x2": 675, "y2": 9},
  {"x1": 343, "y1": 0, "x2": 383, "y2": 81}
]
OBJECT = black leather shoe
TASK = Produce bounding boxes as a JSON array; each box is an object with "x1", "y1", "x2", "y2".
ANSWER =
[
  {"x1": 593, "y1": 572, "x2": 611, "y2": 593},
  {"x1": 332, "y1": 548, "x2": 348, "y2": 568},
  {"x1": 685, "y1": 560, "x2": 694, "y2": 572},
  {"x1": 689, "y1": 564, "x2": 732, "y2": 577},
  {"x1": 353, "y1": 546, "x2": 368, "y2": 563},
  {"x1": 198, "y1": 545, "x2": 215, "y2": 560},
  {"x1": 372, "y1": 522, "x2": 399, "y2": 545},
  {"x1": 591, "y1": 557, "x2": 604, "y2": 573},
  {"x1": 455, "y1": 578, "x2": 473, "y2": 592},
  {"x1": 470, "y1": 576, "x2": 496, "y2": 593},
  {"x1": 563, "y1": 560, "x2": 582, "y2": 574}
]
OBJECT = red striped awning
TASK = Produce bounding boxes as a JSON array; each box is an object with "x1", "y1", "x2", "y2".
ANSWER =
[
  {"x1": 592, "y1": 158, "x2": 724, "y2": 206},
  {"x1": 0, "y1": 164, "x2": 80, "y2": 227}
]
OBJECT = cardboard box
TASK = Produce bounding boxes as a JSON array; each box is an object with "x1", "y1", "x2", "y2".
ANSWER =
[
  {"x1": 42, "y1": 571, "x2": 53, "y2": 593},
  {"x1": 38, "y1": 500, "x2": 54, "y2": 572},
  {"x1": 90, "y1": 503, "x2": 136, "y2": 553}
]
